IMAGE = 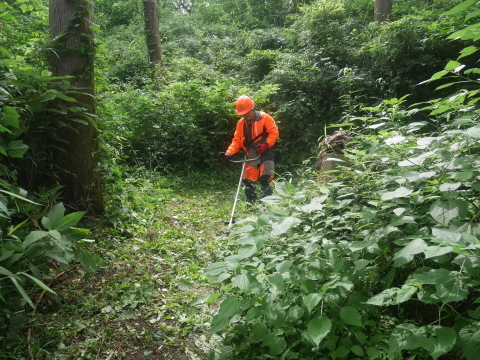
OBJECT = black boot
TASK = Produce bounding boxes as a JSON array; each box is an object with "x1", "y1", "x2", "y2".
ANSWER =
[
  {"x1": 243, "y1": 180, "x2": 257, "y2": 204},
  {"x1": 260, "y1": 175, "x2": 273, "y2": 198}
]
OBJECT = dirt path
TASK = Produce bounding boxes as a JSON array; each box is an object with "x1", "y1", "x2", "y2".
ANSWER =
[{"x1": 29, "y1": 183, "x2": 237, "y2": 359}]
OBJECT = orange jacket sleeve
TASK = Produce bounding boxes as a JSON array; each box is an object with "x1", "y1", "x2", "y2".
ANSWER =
[
  {"x1": 226, "y1": 119, "x2": 245, "y2": 156},
  {"x1": 263, "y1": 113, "x2": 279, "y2": 149}
]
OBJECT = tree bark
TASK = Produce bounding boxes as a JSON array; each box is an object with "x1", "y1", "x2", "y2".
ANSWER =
[
  {"x1": 143, "y1": 0, "x2": 167, "y2": 89},
  {"x1": 374, "y1": 0, "x2": 393, "y2": 23},
  {"x1": 49, "y1": 0, "x2": 104, "y2": 213}
]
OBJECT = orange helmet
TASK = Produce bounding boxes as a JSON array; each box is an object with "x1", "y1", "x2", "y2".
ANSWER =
[{"x1": 235, "y1": 95, "x2": 254, "y2": 115}]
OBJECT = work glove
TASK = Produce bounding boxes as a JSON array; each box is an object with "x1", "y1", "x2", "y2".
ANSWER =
[
  {"x1": 254, "y1": 142, "x2": 269, "y2": 154},
  {"x1": 219, "y1": 152, "x2": 231, "y2": 162}
]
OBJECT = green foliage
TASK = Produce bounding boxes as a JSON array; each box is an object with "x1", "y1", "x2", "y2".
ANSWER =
[
  {"x1": 94, "y1": 0, "x2": 143, "y2": 28},
  {"x1": 0, "y1": 2, "x2": 99, "y2": 355},
  {"x1": 205, "y1": 3, "x2": 480, "y2": 358},
  {"x1": 99, "y1": 76, "x2": 279, "y2": 173}
]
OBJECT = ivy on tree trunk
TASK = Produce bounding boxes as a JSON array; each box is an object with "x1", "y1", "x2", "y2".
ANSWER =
[{"x1": 49, "y1": 0, "x2": 104, "y2": 213}]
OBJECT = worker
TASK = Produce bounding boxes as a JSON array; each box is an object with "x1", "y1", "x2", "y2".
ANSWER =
[{"x1": 220, "y1": 95, "x2": 279, "y2": 203}]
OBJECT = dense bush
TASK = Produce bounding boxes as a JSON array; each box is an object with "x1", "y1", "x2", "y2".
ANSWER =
[
  {"x1": 98, "y1": 74, "x2": 280, "y2": 173},
  {"x1": 205, "y1": 3, "x2": 480, "y2": 358},
  {"x1": 1, "y1": 3, "x2": 98, "y2": 354}
]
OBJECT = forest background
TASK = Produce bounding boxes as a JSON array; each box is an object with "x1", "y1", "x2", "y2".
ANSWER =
[{"x1": 1, "y1": 0, "x2": 480, "y2": 359}]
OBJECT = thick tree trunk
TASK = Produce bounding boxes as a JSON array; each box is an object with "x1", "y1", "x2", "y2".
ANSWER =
[
  {"x1": 374, "y1": 0, "x2": 393, "y2": 23},
  {"x1": 143, "y1": 0, "x2": 167, "y2": 89},
  {"x1": 49, "y1": 0, "x2": 104, "y2": 213}
]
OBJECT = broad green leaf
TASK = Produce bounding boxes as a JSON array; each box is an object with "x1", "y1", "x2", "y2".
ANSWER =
[
  {"x1": 458, "y1": 46, "x2": 478, "y2": 60},
  {"x1": 408, "y1": 269, "x2": 450, "y2": 285},
  {"x1": 447, "y1": 23, "x2": 480, "y2": 41},
  {"x1": 354, "y1": 331, "x2": 367, "y2": 344},
  {"x1": 430, "y1": 199, "x2": 469, "y2": 225},
  {"x1": 276, "y1": 260, "x2": 293, "y2": 273},
  {"x1": 390, "y1": 215, "x2": 415, "y2": 226},
  {"x1": 40, "y1": 90, "x2": 57, "y2": 102},
  {"x1": 439, "y1": 182, "x2": 461, "y2": 191},
  {"x1": 271, "y1": 216, "x2": 301, "y2": 236},
  {"x1": 334, "y1": 346, "x2": 350, "y2": 357},
  {"x1": 46, "y1": 203, "x2": 66, "y2": 228},
  {"x1": 286, "y1": 306, "x2": 304, "y2": 322},
  {"x1": 0, "y1": 123, "x2": 13, "y2": 134},
  {"x1": 274, "y1": 181, "x2": 295, "y2": 196},
  {"x1": 252, "y1": 322, "x2": 268, "y2": 343},
  {"x1": 367, "y1": 347, "x2": 380, "y2": 359},
  {"x1": 453, "y1": 254, "x2": 480, "y2": 276},
  {"x1": 211, "y1": 296, "x2": 241, "y2": 333},
  {"x1": 381, "y1": 187, "x2": 413, "y2": 201},
  {"x1": 466, "y1": 9, "x2": 480, "y2": 21},
  {"x1": 395, "y1": 285, "x2": 417, "y2": 304},
  {"x1": 303, "y1": 293, "x2": 323, "y2": 313},
  {"x1": 267, "y1": 273, "x2": 285, "y2": 293},
  {"x1": 445, "y1": 60, "x2": 462, "y2": 71},
  {"x1": 261, "y1": 195, "x2": 283, "y2": 204},
  {"x1": 389, "y1": 324, "x2": 456, "y2": 360},
  {"x1": 53, "y1": 211, "x2": 86, "y2": 231},
  {"x1": 232, "y1": 271, "x2": 256, "y2": 292},
  {"x1": 340, "y1": 306, "x2": 363, "y2": 327},
  {"x1": 435, "y1": 82, "x2": 456, "y2": 91},
  {"x1": 263, "y1": 334, "x2": 286, "y2": 356},
  {"x1": 237, "y1": 244, "x2": 257, "y2": 259},
  {"x1": 473, "y1": 181, "x2": 480, "y2": 191},
  {"x1": 429, "y1": 326, "x2": 457, "y2": 359},
  {"x1": 445, "y1": 0, "x2": 477, "y2": 15},
  {"x1": 351, "y1": 344, "x2": 364, "y2": 356},
  {"x1": 6, "y1": 140, "x2": 29, "y2": 158},
  {"x1": 307, "y1": 315, "x2": 331, "y2": 346},
  {"x1": 204, "y1": 262, "x2": 229, "y2": 280},
  {"x1": 20, "y1": 272, "x2": 57, "y2": 295},
  {"x1": 459, "y1": 322, "x2": 480, "y2": 360},
  {"x1": 424, "y1": 246, "x2": 454, "y2": 259},
  {"x1": 398, "y1": 151, "x2": 435, "y2": 167},
  {"x1": 23, "y1": 230, "x2": 49, "y2": 248},
  {"x1": 393, "y1": 239, "x2": 428, "y2": 266},
  {"x1": 74, "y1": 248, "x2": 97, "y2": 276},
  {"x1": 49, "y1": 230, "x2": 62, "y2": 240},
  {"x1": 299, "y1": 196, "x2": 327, "y2": 212},
  {"x1": 2, "y1": 106, "x2": 20, "y2": 128},
  {"x1": 430, "y1": 69, "x2": 449, "y2": 80},
  {"x1": 435, "y1": 272, "x2": 468, "y2": 303},
  {"x1": 365, "y1": 288, "x2": 395, "y2": 305},
  {"x1": 432, "y1": 227, "x2": 462, "y2": 244},
  {"x1": 466, "y1": 125, "x2": 480, "y2": 138},
  {"x1": 350, "y1": 239, "x2": 375, "y2": 252}
]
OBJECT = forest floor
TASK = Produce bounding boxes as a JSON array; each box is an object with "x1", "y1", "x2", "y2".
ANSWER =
[{"x1": 28, "y1": 174, "x2": 242, "y2": 359}]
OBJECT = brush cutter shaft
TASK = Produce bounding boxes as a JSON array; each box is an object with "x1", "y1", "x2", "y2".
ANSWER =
[{"x1": 227, "y1": 155, "x2": 261, "y2": 230}]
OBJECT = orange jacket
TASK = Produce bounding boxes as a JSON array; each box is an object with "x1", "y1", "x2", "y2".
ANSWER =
[{"x1": 227, "y1": 111, "x2": 279, "y2": 156}]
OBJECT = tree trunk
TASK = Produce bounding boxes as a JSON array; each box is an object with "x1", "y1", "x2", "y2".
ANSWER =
[
  {"x1": 374, "y1": 0, "x2": 393, "y2": 23},
  {"x1": 49, "y1": 0, "x2": 104, "y2": 213},
  {"x1": 143, "y1": 0, "x2": 167, "y2": 89}
]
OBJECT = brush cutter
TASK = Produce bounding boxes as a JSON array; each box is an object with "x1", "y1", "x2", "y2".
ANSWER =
[{"x1": 226, "y1": 155, "x2": 261, "y2": 230}]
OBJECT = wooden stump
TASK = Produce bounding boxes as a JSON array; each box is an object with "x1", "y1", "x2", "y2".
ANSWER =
[{"x1": 317, "y1": 153, "x2": 347, "y2": 184}]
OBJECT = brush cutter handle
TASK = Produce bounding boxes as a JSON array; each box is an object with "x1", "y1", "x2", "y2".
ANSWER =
[{"x1": 229, "y1": 155, "x2": 261, "y2": 163}]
